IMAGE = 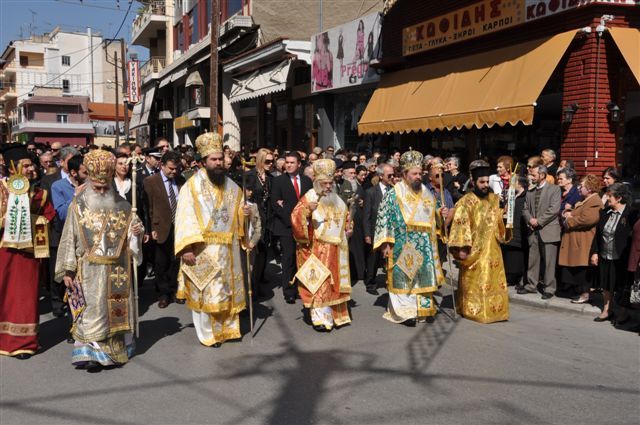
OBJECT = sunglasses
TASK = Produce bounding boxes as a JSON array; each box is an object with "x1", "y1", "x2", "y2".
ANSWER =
[
  {"x1": 264, "y1": 160, "x2": 273, "y2": 164},
  {"x1": 386, "y1": 174, "x2": 394, "y2": 178},
  {"x1": 51, "y1": 148, "x2": 60, "y2": 152}
]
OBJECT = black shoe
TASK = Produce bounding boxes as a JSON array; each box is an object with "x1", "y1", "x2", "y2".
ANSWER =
[
  {"x1": 425, "y1": 316, "x2": 435, "y2": 324},
  {"x1": 15, "y1": 353, "x2": 32, "y2": 360},
  {"x1": 366, "y1": 287, "x2": 379, "y2": 296},
  {"x1": 312, "y1": 325, "x2": 328, "y2": 332},
  {"x1": 66, "y1": 337, "x2": 75, "y2": 344},
  {"x1": 402, "y1": 318, "x2": 417, "y2": 327},
  {"x1": 157, "y1": 298, "x2": 169, "y2": 309},
  {"x1": 284, "y1": 296, "x2": 296, "y2": 304},
  {"x1": 212, "y1": 342, "x2": 222, "y2": 348},
  {"x1": 541, "y1": 293, "x2": 554, "y2": 300},
  {"x1": 517, "y1": 287, "x2": 530, "y2": 295},
  {"x1": 175, "y1": 298, "x2": 185, "y2": 305},
  {"x1": 594, "y1": 314, "x2": 612, "y2": 322},
  {"x1": 86, "y1": 361, "x2": 103, "y2": 373}
]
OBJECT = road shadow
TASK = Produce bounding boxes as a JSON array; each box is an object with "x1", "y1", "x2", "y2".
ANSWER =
[
  {"x1": 135, "y1": 316, "x2": 185, "y2": 355},
  {"x1": 37, "y1": 316, "x2": 71, "y2": 354}
]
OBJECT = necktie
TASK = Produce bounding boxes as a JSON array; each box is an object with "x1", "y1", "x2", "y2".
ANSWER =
[
  {"x1": 168, "y1": 179, "x2": 177, "y2": 222},
  {"x1": 293, "y1": 176, "x2": 300, "y2": 199}
]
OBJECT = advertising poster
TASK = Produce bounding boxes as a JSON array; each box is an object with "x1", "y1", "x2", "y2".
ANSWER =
[{"x1": 311, "y1": 12, "x2": 382, "y2": 93}]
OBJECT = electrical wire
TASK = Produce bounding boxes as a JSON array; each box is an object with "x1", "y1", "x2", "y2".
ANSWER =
[{"x1": 12, "y1": 0, "x2": 134, "y2": 100}]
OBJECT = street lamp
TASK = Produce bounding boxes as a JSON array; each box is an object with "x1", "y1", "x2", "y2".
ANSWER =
[
  {"x1": 563, "y1": 103, "x2": 579, "y2": 124},
  {"x1": 607, "y1": 102, "x2": 621, "y2": 123}
]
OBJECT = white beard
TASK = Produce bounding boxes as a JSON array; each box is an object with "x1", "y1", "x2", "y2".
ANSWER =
[{"x1": 85, "y1": 185, "x2": 117, "y2": 211}]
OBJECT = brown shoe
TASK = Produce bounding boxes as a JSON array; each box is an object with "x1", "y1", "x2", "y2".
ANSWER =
[{"x1": 158, "y1": 298, "x2": 169, "y2": 309}]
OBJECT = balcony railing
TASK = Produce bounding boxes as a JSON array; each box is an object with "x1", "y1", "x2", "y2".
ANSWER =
[
  {"x1": 132, "y1": 2, "x2": 166, "y2": 35},
  {"x1": 140, "y1": 56, "x2": 166, "y2": 79}
]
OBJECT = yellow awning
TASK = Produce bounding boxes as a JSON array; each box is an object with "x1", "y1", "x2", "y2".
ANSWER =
[
  {"x1": 358, "y1": 30, "x2": 577, "y2": 135},
  {"x1": 609, "y1": 27, "x2": 640, "y2": 86}
]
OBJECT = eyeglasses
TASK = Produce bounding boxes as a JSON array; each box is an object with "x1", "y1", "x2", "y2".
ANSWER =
[{"x1": 385, "y1": 174, "x2": 394, "y2": 178}]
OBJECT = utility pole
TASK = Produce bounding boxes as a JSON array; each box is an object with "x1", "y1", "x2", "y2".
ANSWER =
[
  {"x1": 121, "y1": 38, "x2": 129, "y2": 142},
  {"x1": 114, "y1": 50, "x2": 120, "y2": 146},
  {"x1": 210, "y1": 0, "x2": 219, "y2": 132}
]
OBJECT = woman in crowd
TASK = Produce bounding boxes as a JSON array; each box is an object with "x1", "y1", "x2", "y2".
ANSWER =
[
  {"x1": 625, "y1": 219, "x2": 640, "y2": 332},
  {"x1": 601, "y1": 166, "x2": 622, "y2": 205},
  {"x1": 113, "y1": 152, "x2": 133, "y2": 201},
  {"x1": 245, "y1": 148, "x2": 274, "y2": 297},
  {"x1": 557, "y1": 168, "x2": 582, "y2": 214},
  {"x1": 489, "y1": 155, "x2": 513, "y2": 208},
  {"x1": 558, "y1": 175, "x2": 602, "y2": 302},
  {"x1": 590, "y1": 183, "x2": 638, "y2": 322}
]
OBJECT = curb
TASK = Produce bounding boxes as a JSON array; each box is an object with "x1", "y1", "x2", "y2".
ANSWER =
[{"x1": 508, "y1": 289, "x2": 602, "y2": 316}]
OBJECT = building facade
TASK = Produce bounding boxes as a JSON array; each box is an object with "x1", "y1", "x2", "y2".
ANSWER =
[
  {"x1": 0, "y1": 27, "x2": 125, "y2": 143},
  {"x1": 130, "y1": 0, "x2": 382, "y2": 151},
  {"x1": 359, "y1": 0, "x2": 640, "y2": 183}
]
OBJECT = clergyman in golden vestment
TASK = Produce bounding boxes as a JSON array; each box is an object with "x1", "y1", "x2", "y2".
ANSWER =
[
  {"x1": 55, "y1": 150, "x2": 144, "y2": 370},
  {"x1": 449, "y1": 160, "x2": 511, "y2": 323},
  {"x1": 174, "y1": 132, "x2": 249, "y2": 348},
  {"x1": 291, "y1": 159, "x2": 352, "y2": 332}
]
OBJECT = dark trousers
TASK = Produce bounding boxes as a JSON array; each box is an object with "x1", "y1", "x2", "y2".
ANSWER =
[
  {"x1": 155, "y1": 229, "x2": 179, "y2": 300},
  {"x1": 252, "y1": 240, "x2": 268, "y2": 288},
  {"x1": 279, "y1": 234, "x2": 298, "y2": 299},
  {"x1": 365, "y1": 247, "x2": 382, "y2": 290},
  {"x1": 48, "y1": 246, "x2": 65, "y2": 313}
]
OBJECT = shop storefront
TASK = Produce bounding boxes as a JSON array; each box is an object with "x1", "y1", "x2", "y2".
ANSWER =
[
  {"x1": 360, "y1": 0, "x2": 640, "y2": 179},
  {"x1": 222, "y1": 38, "x2": 315, "y2": 152},
  {"x1": 311, "y1": 12, "x2": 383, "y2": 152}
]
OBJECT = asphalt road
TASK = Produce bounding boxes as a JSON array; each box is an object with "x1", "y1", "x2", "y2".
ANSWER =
[{"x1": 1, "y1": 264, "x2": 639, "y2": 425}]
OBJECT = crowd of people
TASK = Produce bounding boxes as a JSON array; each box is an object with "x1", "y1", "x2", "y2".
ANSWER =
[{"x1": 1, "y1": 136, "x2": 639, "y2": 372}]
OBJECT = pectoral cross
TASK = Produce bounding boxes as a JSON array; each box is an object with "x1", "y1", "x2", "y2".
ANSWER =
[{"x1": 110, "y1": 266, "x2": 128, "y2": 288}]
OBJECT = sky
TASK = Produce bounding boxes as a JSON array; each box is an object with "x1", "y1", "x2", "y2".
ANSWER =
[{"x1": 0, "y1": 0, "x2": 148, "y2": 60}]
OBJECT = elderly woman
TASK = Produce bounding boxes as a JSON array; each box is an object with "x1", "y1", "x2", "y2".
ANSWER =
[
  {"x1": 558, "y1": 175, "x2": 602, "y2": 302},
  {"x1": 590, "y1": 183, "x2": 639, "y2": 322},
  {"x1": 557, "y1": 168, "x2": 581, "y2": 214}
]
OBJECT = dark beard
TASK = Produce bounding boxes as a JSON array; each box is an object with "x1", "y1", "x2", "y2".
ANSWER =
[
  {"x1": 474, "y1": 187, "x2": 490, "y2": 198},
  {"x1": 207, "y1": 168, "x2": 226, "y2": 187},
  {"x1": 410, "y1": 179, "x2": 422, "y2": 191}
]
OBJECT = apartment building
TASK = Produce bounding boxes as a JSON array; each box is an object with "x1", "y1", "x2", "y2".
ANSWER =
[
  {"x1": 0, "y1": 27, "x2": 125, "y2": 143},
  {"x1": 130, "y1": 0, "x2": 382, "y2": 151}
]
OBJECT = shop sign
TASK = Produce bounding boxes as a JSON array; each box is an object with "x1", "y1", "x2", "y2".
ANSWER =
[
  {"x1": 127, "y1": 60, "x2": 140, "y2": 104},
  {"x1": 174, "y1": 114, "x2": 195, "y2": 130},
  {"x1": 402, "y1": 0, "x2": 632, "y2": 56},
  {"x1": 311, "y1": 12, "x2": 382, "y2": 93}
]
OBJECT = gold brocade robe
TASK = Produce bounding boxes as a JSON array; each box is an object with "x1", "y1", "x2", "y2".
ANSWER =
[
  {"x1": 449, "y1": 192, "x2": 510, "y2": 323},
  {"x1": 54, "y1": 190, "x2": 142, "y2": 354},
  {"x1": 291, "y1": 190, "x2": 352, "y2": 314},
  {"x1": 175, "y1": 170, "x2": 246, "y2": 317}
]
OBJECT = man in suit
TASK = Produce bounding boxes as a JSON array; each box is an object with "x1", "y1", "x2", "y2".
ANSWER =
[
  {"x1": 363, "y1": 163, "x2": 394, "y2": 295},
  {"x1": 520, "y1": 164, "x2": 562, "y2": 299},
  {"x1": 271, "y1": 151, "x2": 312, "y2": 304},
  {"x1": 39, "y1": 146, "x2": 79, "y2": 317},
  {"x1": 144, "y1": 151, "x2": 186, "y2": 308},
  {"x1": 138, "y1": 147, "x2": 161, "y2": 279},
  {"x1": 341, "y1": 161, "x2": 366, "y2": 283}
]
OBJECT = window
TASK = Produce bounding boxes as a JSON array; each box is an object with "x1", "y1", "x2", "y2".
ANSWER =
[
  {"x1": 190, "y1": 9, "x2": 199, "y2": 45},
  {"x1": 62, "y1": 55, "x2": 70, "y2": 66},
  {"x1": 19, "y1": 55, "x2": 28, "y2": 66},
  {"x1": 57, "y1": 114, "x2": 68, "y2": 124},
  {"x1": 62, "y1": 79, "x2": 70, "y2": 93},
  {"x1": 175, "y1": 22, "x2": 184, "y2": 52}
]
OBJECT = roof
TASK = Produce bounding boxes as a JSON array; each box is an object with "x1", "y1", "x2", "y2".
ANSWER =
[{"x1": 89, "y1": 102, "x2": 131, "y2": 121}]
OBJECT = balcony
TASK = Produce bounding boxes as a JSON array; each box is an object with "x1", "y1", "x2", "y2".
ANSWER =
[
  {"x1": 0, "y1": 83, "x2": 17, "y2": 101},
  {"x1": 140, "y1": 56, "x2": 166, "y2": 83},
  {"x1": 1, "y1": 59, "x2": 18, "y2": 74},
  {"x1": 131, "y1": 2, "x2": 168, "y2": 47}
]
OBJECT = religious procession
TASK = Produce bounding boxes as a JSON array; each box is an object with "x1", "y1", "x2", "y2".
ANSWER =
[{"x1": 1, "y1": 1, "x2": 639, "y2": 423}]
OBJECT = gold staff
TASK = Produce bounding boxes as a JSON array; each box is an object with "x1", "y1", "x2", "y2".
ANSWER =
[
  {"x1": 240, "y1": 156, "x2": 256, "y2": 339},
  {"x1": 127, "y1": 153, "x2": 145, "y2": 338}
]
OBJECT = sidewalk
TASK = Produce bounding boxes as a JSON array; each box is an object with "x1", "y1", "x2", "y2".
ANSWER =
[{"x1": 508, "y1": 287, "x2": 603, "y2": 316}]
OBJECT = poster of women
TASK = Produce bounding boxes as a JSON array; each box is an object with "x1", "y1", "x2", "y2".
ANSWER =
[{"x1": 311, "y1": 12, "x2": 382, "y2": 93}]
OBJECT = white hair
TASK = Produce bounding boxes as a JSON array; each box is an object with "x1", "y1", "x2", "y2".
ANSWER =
[{"x1": 85, "y1": 184, "x2": 117, "y2": 211}]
